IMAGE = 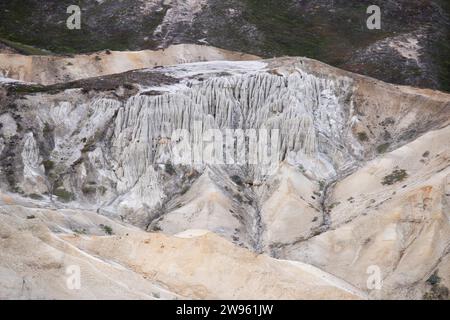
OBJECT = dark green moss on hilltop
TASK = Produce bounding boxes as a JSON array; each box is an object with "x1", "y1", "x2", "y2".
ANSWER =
[
  {"x1": 240, "y1": 0, "x2": 387, "y2": 65},
  {"x1": 0, "y1": 0, "x2": 168, "y2": 54},
  {"x1": 381, "y1": 169, "x2": 408, "y2": 186},
  {"x1": 432, "y1": 0, "x2": 450, "y2": 92}
]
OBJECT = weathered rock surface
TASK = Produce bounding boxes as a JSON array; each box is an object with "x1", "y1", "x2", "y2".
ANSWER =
[{"x1": 0, "y1": 55, "x2": 449, "y2": 299}]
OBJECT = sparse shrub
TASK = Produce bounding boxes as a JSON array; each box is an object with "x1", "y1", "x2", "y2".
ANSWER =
[
  {"x1": 231, "y1": 175, "x2": 244, "y2": 186},
  {"x1": 423, "y1": 285, "x2": 449, "y2": 300},
  {"x1": 97, "y1": 186, "x2": 107, "y2": 195},
  {"x1": 380, "y1": 117, "x2": 395, "y2": 126},
  {"x1": 381, "y1": 169, "x2": 408, "y2": 186},
  {"x1": 28, "y1": 193, "x2": 43, "y2": 200},
  {"x1": 434, "y1": 286, "x2": 449, "y2": 299},
  {"x1": 319, "y1": 180, "x2": 326, "y2": 191},
  {"x1": 12, "y1": 186, "x2": 24, "y2": 195},
  {"x1": 426, "y1": 271, "x2": 441, "y2": 286},
  {"x1": 53, "y1": 188, "x2": 74, "y2": 202},
  {"x1": 376, "y1": 143, "x2": 390, "y2": 154},
  {"x1": 152, "y1": 292, "x2": 160, "y2": 299},
  {"x1": 328, "y1": 202, "x2": 341, "y2": 210},
  {"x1": 164, "y1": 163, "x2": 176, "y2": 175},
  {"x1": 42, "y1": 122, "x2": 52, "y2": 134},
  {"x1": 42, "y1": 159, "x2": 55, "y2": 174},
  {"x1": 357, "y1": 132, "x2": 369, "y2": 142},
  {"x1": 99, "y1": 224, "x2": 113, "y2": 235},
  {"x1": 423, "y1": 271, "x2": 449, "y2": 300},
  {"x1": 81, "y1": 185, "x2": 96, "y2": 195},
  {"x1": 74, "y1": 228, "x2": 87, "y2": 235}
]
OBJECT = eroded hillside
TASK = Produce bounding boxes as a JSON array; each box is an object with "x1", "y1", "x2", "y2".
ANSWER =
[{"x1": 0, "y1": 56, "x2": 449, "y2": 299}]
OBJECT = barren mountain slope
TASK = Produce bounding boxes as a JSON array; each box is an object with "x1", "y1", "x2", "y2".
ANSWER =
[
  {"x1": 0, "y1": 56, "x2": 449, "y2": 299},
  {"x1": 280, "y1": 125, "x2": 450, "y2": 299},
  {"x1": 0, "y1": 194, "x2": 365, "y2": 300}
]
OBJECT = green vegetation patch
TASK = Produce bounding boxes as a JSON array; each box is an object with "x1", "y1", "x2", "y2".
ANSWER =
[
  {"x1": 99, "y1": 224, "x2": 113, "y2": 235},
  {"x1": 381, "y1": 169, "x2": 408, "y2": 186},
  {"x1": 74, "y1": 228, "x2": 87, "y2": 235},
  {"x1": 0, "y1": 37, "x2": 51, "y2": 55},
  {"x1": 357, "y1": 132, "x2": 369, "y2": 142},
  {"x1": 53, "y1": 188, "x2": 75, "y2": 202},
  {"x1": 241, "y1": 0, "x2": 389, "y2": 64},
  {"x1": 0, "y1": 0, "x2": 169, "y2": 54},
  {"x1": 376, "y1": 143, "x2": 391, "y2": 154},
  {"x1": 423, "y1": 270, "x2": 449, "y2": 300},
  {"x1": 28, "y1": 193, "x2": 43, "y2": 200}
]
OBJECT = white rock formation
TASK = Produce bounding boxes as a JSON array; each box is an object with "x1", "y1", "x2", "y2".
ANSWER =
[{"x1": 0, "y1": 55, "x2": 449, "y2": 299}]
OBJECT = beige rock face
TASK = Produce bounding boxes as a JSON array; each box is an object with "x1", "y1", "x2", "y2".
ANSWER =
[
  {"x1": 0, "y1": 44, "x2": 259, "y2": 85},
  {"x1": 259, "y1": 163, "x2": 322, "y2": 250},
  {"x1": 281, "y1": 125, "x2": 450, "y2": 299},
  {"x1": 0, "y1": 196, "x2": 364, "y2": 300},
  {"x1": 0, "y1": 202, "x2": 177, "y2": 300}
]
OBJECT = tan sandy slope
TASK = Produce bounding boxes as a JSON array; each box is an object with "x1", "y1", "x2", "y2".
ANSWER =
[
  {"x1": 0, "y1": 196, "x2": 365, "y2": 300},
  {"x1": 0, "y1": 44, "x2": 259, "y2": 85}
]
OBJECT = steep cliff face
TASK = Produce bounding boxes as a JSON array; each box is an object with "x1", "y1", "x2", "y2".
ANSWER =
[{"x1": 0, "y1": 56, "x2": 449, "y2": 299}]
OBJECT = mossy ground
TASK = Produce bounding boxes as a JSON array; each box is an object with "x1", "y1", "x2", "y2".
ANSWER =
[
  {"x1": 0, "y1": 0, "x2": 449, "y2": 91},
  {"x1": 0, "y1": 0, "x2": 168, "y2": 54},
  {"x1": 240, "y1": 0, "x2": 389, "y2": 65}
]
